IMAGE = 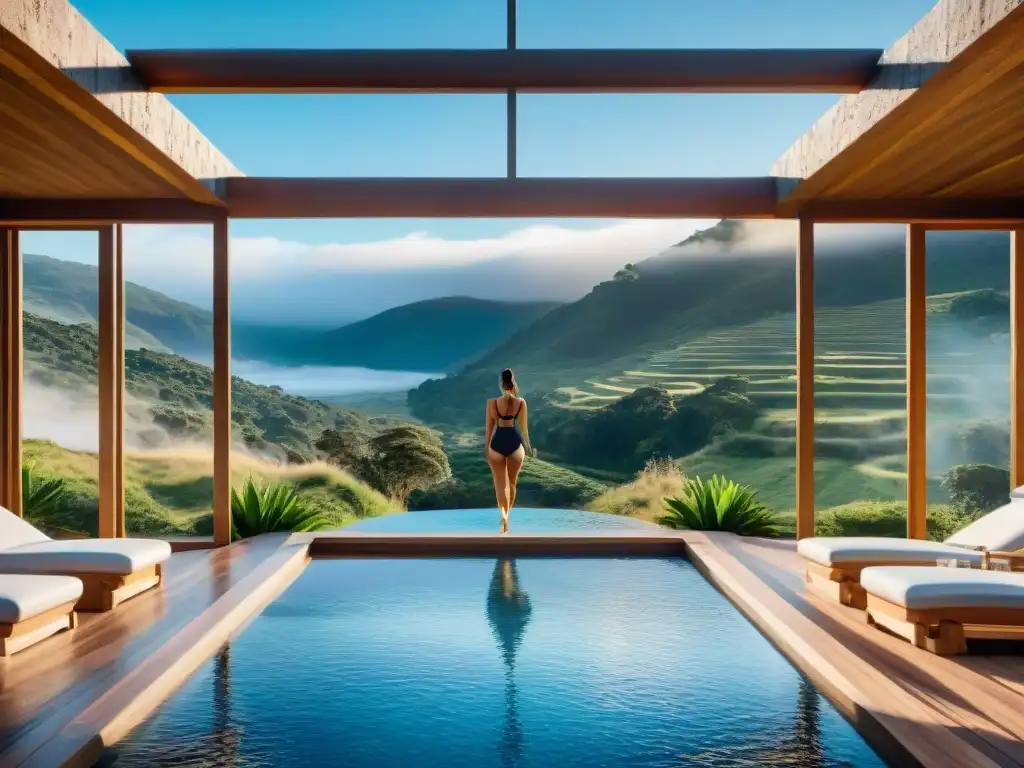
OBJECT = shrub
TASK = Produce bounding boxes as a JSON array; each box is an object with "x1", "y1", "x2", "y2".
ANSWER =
[
  {"x1": 231, "y1": 477, "x2": 334, "y2": 538},
  {"x1": 658, "y1": 474, "x2": 779, "y2": 537},
  {"x1": 814, "y1": 500, "x2": 974, "y2": 541},
  {"x1": 941, "y1": 463, "x2": 1010, "y2": 514},
  {"x1": 22, "y1": 463, "x2": 69, "y2": 529},
  {"x1": 587, "y1": 458, "x2": 687, "y2": 521}
]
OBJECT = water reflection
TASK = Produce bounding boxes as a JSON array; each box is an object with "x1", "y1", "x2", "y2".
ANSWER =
[{"x1": 485, "y1": 559, "x2": 533, "y2": 768}]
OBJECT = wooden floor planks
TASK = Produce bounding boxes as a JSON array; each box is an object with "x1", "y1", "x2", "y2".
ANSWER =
[{"x1": 684, "y1": 532, "x2": 1024, "y2": 768}]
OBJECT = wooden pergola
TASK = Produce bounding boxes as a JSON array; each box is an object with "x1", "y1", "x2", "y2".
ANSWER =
[{"x1": 1, "y1": 0, "x2": 1022, "y2": 545}]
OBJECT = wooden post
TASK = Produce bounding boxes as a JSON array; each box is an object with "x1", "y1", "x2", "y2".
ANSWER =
[
  {"x1": 1012, "y1": 229, "x2": 1024, "y2": 491},
  {"x1": 97, "y1": 226, "x2": 123, "y2": 538},
  {"x1": 906, "y1": 224, "x2": 927, "y2": 540},
  {"x1": 0, "y1": 229, "x2": 23, "y2": 515},
  {"x1": 796, "y1": 218, "x2": 815, "y2": 539},
  {"x1": 213, "y1": 215, "x2": 232, "y2": 546},
  {"x1": 115, "y1": 224, "x2": 126, "y2": 537}
]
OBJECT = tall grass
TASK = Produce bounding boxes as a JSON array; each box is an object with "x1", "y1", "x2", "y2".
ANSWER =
[{"x1": 587, "y1": 458, "x2": 687, "y2": 522}]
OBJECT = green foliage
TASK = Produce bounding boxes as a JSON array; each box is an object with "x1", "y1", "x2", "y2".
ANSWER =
[
  {"x1": 230, "y1": 478, "x2": 334, "y2": 538},
  {"x1": 658, "y1": 475, "x2": 779, "y2": 537},
  {"x1": 814, "y1": 500, "x2": 974, "y2": 542},
  {"x1": 613, "y1": 264, "x2": 639, "y2": 282},
  {"x1": 537, "y1": 382, "x2": 758, "y2": 472},
  {"x1": 945, "y1": 288, "x2": 1009, "y2": 334},
  {"x1": 317, "y1": 423, "x2": 452, "y2": 503},
  {"x1": 940, "y1": 463, "x2": 1011, "y2": 515},
  {"x1": 21, "y1": 463, "x2": 69, "y2": 529}
]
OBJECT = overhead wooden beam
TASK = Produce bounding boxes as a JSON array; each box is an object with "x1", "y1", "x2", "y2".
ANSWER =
[
  {"x1": 795, "y1": 198, "x2": 1024, "y2": 224},
  {"x1": 1013, "y1": 229, "x2": 1024, "y2": 490},
  {"x1": 906, "y1": 224, "x2": 927, "y2": 540},
  {"x1": 212, "y1": 216, "x2": 232, "y2": 547},
  {"x1": 126, "y1": 48, "x2": 882, "y2": 94},
  {"x1": 97, "y1": 226, "x2": 123, "y2": 538},
  {"x1": 224, "y1": 177, "x2": 779, "y2": 219},
  {"x1": 0, "y1": 229, "x2": 23, "y2": 515},
  {"x1": 0, "y1": 198, "x2": 224, "y2": 225},
  {"x1": 795, "y1": 218, "x2": 815, "y2": 540}
]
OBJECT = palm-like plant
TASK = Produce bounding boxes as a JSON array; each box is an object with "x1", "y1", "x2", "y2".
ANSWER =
[
  {"x1": 658, "y1": 474, "x2": 779, "y2": 537},
  {"x1": 22, "y1": 463, "x2": 69, "y2": 527},
  {"x1": 230, "y1": 477, "x2": 333, "y2": 539}
]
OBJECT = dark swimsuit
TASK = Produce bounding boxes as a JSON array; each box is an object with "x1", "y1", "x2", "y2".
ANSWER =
[{"x1": 490, "y1": 398, "x2": 524, "y2": 457}]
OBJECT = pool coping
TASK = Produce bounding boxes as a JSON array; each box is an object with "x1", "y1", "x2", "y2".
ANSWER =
[{"x1": 15, "y1": 529, "x2": 999, "y2": 768}]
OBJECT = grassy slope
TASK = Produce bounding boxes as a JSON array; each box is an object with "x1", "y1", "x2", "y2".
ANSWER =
[
  {"x1": 315, "y1": 296, "x2": 561, "y2": 372},
  {"x1": 25, "y1": 439, "x2": 398, "y2": 537}
]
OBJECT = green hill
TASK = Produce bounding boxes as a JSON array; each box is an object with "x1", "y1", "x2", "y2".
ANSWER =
[
  {"x1": 315, "y1": 296, "x2": 560, "y2": 372},
  {"x1": 24, "y1": 252, "x2": 213, "y2": 353}
]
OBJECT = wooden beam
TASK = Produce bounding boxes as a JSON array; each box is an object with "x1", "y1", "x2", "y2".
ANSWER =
[
  {"x1": 126, "y1": 48, "x2": 882, "y2": 94},
  {"x1": 1013, "y1": 229, "x2": 1024, "y2": 490},
  {"x1": 795, "y1": 218, "x2": 815, "y2": 540},
  {"x1": 906, "y1": 224, "x2": 928, "y2": 539},
  {"x1": 212, "y1": 216, "x2": 232, "y2": 547},
  {"x1": 0, "y1": 229, "x2": 23, "y2": 515},
  {"x1": 224, "y1": 177, "x2": 779, "y2": 219},
  {"x1": 115, "y1": 224, "x2": 126, "y2": 538},
  {"x1": 0, "y1": 198, "x2": 224, "y2": 225},
  {"x1": 97, "y1": 226, "x2": 120, "y2": 538},
  {"x1": 795, "y1": 198, "x2": 1024, "y2": 224}
]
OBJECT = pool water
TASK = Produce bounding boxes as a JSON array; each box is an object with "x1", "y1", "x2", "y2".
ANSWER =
[
  {"x1": 101, "y1": 556, "x2": 885, "y2": 768},
  {"x1": 348, "y1": 507, "x2": 660, "y2": 534}
]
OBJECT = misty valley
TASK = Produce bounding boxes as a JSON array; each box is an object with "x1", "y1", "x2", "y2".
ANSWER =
[{"x1": 19, "y1": 220, "x2": 1016, "y2": 540}]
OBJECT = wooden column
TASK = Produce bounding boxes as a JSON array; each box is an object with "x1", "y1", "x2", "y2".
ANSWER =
[
  {"x1": 213, "y1": 215, "x2": 232, "y2": 546},
  {"x1": 97, "y1": 226, "x2": 124, "y2": 538},
  {"x1": 0, "y1": 229, "x2": 23, "y2": 515},
  {"x1": 906, "y1": 224, "x2": 927, "y2": 540},
  {"x1": 1012, "y1": 229, "x2": 1024, "y2": 490},
  {"x1": 795, "y1": 218, "x2": 815, "y2": 539}
]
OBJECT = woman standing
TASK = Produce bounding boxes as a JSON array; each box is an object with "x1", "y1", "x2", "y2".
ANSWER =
[{"x1": 485, "y1": 368, "x2": 534, "y2": 533}]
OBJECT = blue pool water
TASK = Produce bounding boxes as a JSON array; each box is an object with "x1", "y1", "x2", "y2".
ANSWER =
[
  {"x1": 348, "y1": 507, "x2": 660, "y2": 534},
  {"x1": 101, "y1": 554, "x2": 885, "y2": 767}
]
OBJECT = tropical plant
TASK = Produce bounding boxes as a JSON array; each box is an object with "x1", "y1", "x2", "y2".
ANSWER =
[
  {"x1": 658, "y1": 474, "x2": 779, "y2": 537},
  {"x1": 22, "y1": 463, "x2": 69, "y2": 527},
  {"x1": 230, "y1": 477, "x2": 333, "y2": 538}
]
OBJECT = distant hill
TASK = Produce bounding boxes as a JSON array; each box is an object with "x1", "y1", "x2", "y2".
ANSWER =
[
  {"x1": 314, "y1": 297, "x2": 561, "y2": 372},
  {"x1": 24, "y1": 253, "x2": 213, "y2": 354},
  {"x1": 409, "y1": 221, "x2": 1012, "y2": 422}
]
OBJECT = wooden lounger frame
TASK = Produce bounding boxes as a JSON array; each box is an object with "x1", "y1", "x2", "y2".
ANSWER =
[
  {"x1": 0, "y1": 601, "x2": 78, "y2": 656},
  {"x1": 866, "y1": 594, "x2": 1024, "y2": 655},
  {"x1": 805, "y1": 549, "x2": 1024, "y2": 610},
  {"x1": 73, "y1": 564, "x2": 163, "y2": 612}
]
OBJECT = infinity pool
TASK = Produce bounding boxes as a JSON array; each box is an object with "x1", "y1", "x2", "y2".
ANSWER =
[
  {"x1": 101, "y1": 550, "x2": 885, "y2": 766},
  {"x1": 347, "y1": 506, "x2": 660, "y2": 534}
]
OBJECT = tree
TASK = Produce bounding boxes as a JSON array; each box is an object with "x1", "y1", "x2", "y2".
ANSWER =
[
  {"x1": 940, "y1": 463, "x2": 1010, "y2": 515},
  {"x1": 316, "y1": 424, "x2": 452, "y2": 504},
  {"x1": 613, "y1": 263, "x2": 639, "y2": 282}
]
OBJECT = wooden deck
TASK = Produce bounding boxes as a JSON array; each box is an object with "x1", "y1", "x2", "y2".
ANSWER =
[
  {"x1": 3, "y1": 529, "x2": 1024, "y2": 767},
  {"x1": 684, "y1": 532, "x2": 1024, "y2": 768}
]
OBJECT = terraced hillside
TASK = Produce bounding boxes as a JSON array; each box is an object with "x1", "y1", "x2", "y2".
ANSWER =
[{"x1": 547, "y1": 296, "x2": 1009, "y2": 509}]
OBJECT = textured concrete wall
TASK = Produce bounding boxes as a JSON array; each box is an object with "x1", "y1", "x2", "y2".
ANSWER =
[
  {"x1": 771, "y1": 0, "x2": 1024, "y2": 180},
  {"x1": 0, "y1": 0, "x2": 241, "y2": 185}
]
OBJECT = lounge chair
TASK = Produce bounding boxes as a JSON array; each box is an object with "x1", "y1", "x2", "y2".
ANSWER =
[
  {"x1": 0, "y1": 574, "x2": 83, "y2": 656},
  {"x1": 0, "y1": 507, "x2": 171, "y2": 612},
  {"x1": 861, "y1": 565, "x2": 1024, "y2": 655},
  {"x1": 799, "y1": 497, "x2": 1024, "y2": 608}
]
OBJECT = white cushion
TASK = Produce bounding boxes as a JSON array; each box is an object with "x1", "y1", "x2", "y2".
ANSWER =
[
  {"x1": 946, "y1": 501, "x2": 1024, "y2": 551},
  {"x1": 1011, "y1": 485, "x2": 1024, "y2": 501},
  {"x1": 798, "y1": 537, "x2": 985, "y2": 568},
  {"x1": 862, "y1": 566, "x2": 1024, "y2": 611},
  {"x1": 0, "y1": 574, "x2": 83, "y2": 623},
  {"x1": 0, "y1": 506, "x2": 51, "y2": 549},
  {"x1": 0, "y1": 538, "x2": 171, "y2": 575}
]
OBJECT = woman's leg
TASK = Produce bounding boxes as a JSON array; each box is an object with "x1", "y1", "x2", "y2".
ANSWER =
[
  {"x1": 486, "y1": 448, "x2": 510, "y2": 530},
  {"x1": 505, "y1": 446, "x2": 526, "y2": 522}
]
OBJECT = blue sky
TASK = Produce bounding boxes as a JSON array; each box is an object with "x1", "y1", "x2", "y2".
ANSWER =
[
  {"x1": 27, "y1": 1, "x2": 933, "y2": 321},
  {"x1": 69, "y1": 0, "x2": 933, "y2": 244}
]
